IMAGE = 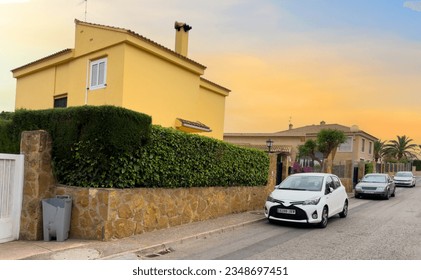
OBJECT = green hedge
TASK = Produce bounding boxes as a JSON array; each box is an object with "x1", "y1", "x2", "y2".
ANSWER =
[
  {"x1": 61, "y1": 126, "x2": 269, "y2": 188},
  {"x1": 135, "y1": 126, "x2": 269, "y2": 188},
  {"x1": 3, "y1": 106, "x2": 151, "y2": 186},
  {"x1": 1, "y1": 107, "x2": 269, "y2": 188},
  {"x1": 0, "y1": 119, "x2": 17, "y2": 154},
  {"x1": 414, "y1": 160, "x2": 421, "y2": 171}
]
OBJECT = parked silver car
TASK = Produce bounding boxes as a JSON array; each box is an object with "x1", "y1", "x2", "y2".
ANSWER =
[
  {"x1": 393, "y1": 171, "x2": 416, "y2": 187},
  {"x1": 354, "y1": 173, "x2": 396, "y2": 199}
]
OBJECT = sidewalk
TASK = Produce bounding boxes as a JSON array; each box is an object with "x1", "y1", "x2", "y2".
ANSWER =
[{"x1": 0, "y1": 210, "x2": 266, "y2": 260}]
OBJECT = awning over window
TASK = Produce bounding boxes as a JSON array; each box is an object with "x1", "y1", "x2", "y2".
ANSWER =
[{"x1": 175, "y1": 118, "x2": 212, "y2": 133}]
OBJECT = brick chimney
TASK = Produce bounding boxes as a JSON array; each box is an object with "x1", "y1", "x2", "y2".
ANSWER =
[{"x1": 174, "y1": 21, "x2": 192, "y2": 57}]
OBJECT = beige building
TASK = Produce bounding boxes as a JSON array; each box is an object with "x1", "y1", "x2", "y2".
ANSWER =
[
  {"x1": 12, "y1": 20, "x2": 230, "y2": 139},
  {"x1": 224, "y1": 121, "x2": 378, "y2": 165}
]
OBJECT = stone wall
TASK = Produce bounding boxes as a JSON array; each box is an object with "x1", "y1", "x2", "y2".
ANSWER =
[
  {"x1": 19, "y1": 130, "x2": 56, "y2": 240},
  {"x1": 19, "y1": 130, "x2": 277, "y2": 241},
  {"x1": 55, "y1": 183, "x2": 274, "y2": 241}
]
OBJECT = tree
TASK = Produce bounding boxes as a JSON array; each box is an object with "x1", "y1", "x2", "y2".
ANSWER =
[
  {"x1": 298, "y1": 139, "x2": 322, "y2": 167},
  {"x1": 317, "y1": 129, "x2": 347, "y2": 161},
  {"x1": 296, "y1": 129, "x2": 346, "y2": 173},
  {"x1": 373, "y1": 140, "x2": 386, "y2": 163},
  {"x1": 384, "y1": 135, "x2": 418, "y2": 161}
]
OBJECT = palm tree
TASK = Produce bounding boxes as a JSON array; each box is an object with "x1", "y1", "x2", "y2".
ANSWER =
[
  {"x1": 384, "y1": 135, "x2": 418, "y2": 161},
  {"x1": 373, "y1": 140, "x2": 386, "y2": 162}
]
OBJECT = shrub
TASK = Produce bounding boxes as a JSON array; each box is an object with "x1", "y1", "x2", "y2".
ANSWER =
[
  {"x1": 2, "y1": 107, "x2": 269, "y2": 188},
  {"x1": 135, "y1": 126, "x2": 269, "y2": 188},
  {"x1": 7, "y1": 106, "x2": 151, "y2": 187},
  {"x1": 413, "y1": 160, "x2": 421, "y2": 171},
  {"x1": 0, "y1": 119, "x2": 18, "y2": 153},
  {"x1": 365, "y1": 161, "x2": 374, "y2": 174}
]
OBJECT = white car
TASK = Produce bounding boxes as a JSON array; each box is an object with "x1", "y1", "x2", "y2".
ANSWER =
[
  {"x1": 264, "y1": 173, "x2": 349, "y2": 228},
  {"x1": 393, "y1": 171, "x2": 416, "y2": 187}
]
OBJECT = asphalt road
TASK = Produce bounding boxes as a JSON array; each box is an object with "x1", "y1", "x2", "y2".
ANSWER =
[{"x1": 137, "y1": 178, "x2": 421, "y2": 260}]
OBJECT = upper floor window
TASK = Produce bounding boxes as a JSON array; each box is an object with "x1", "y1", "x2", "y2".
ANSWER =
[
  {"x1": 89, "y1": 57, "x2": 107, "y2": 90},
  {"x1": 369, "y1": 141, "x2": 372, "y2": 154},
  {"x1": 338, "y1": 136, "x2": 353, "y2": 152},
  {"x1": 361, "y1": 139, "x2": 365, "y2": 153},
  {"x1": 54, "y1": 95, "x2": 67, "y2": 108}
]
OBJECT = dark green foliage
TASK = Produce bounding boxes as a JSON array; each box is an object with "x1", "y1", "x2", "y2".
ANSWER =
[
  {"x1": 365, "y1": 161, "x2": 374, "y2": 174},
  {"x1": 135, "y1": 126, "x2": 269, "y2": 188},
  {"x1": 0, "y1": 119, "x2": 18, "y2": 153},
  {"x1": 1, "y1": 106, "x2": 268, "y2": 188},
  {"x1": 413, "y1": 160, "x2": 421, "y2": 171},
  {"x1": 4, "y1": 106, "x2": 151, "y2": 187}
]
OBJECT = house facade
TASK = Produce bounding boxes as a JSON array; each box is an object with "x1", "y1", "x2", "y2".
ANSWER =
[
  {"x1": 224, "y1": 121, "x2": 379, "y2": 165},
  {"x1": 12, "y1": 20, "x2": 230, "y2": 139}
]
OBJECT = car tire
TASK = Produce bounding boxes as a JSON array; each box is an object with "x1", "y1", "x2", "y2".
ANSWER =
[
  {"x1": 317, "y1": 207, "x2": 328, "y2": 228},
  {"x1": 384, "y1": 189, "x2": 390, "y2": 200},
  {"x1": 391, "y1": 189, "x2": 396, "y2": 197},
  {"x1": 355, "y1": 193, "x2": 360, "y2": 199},
  {"x1": 339, "y1": 200, "x2": 348, "y2": 218}
]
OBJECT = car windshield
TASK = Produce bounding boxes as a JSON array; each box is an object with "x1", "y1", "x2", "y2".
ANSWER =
[
  {"x1": 362, "y1": 175, "x2": 386, "y2": 183},
  {"x1": 278, "y1": 175, "x2": 323, "y2": 191},
  {"x1": 395, "y1": 172, "x2": 412, "y2": 177}
]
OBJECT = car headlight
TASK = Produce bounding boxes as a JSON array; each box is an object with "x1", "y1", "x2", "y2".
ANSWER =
[
  {"x1": 266, "y1": 195, "x2": 275, "y2": 202},
  {"x1": 303, "y1": 197, "x2": 321, "y2": 205}
]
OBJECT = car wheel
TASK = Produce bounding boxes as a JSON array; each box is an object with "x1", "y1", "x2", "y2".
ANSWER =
[
  {"x1": 391, "y1": 188, "x2": 396, "y2": 197},
  {"x1": 384, "y1": 189, "x2": 390, "y2": 200},
  {"x1": 355, "y1": 193, "x2": 360, "y2": 199},
  {"x1": 318, "y1": 207, "x2": 328, "y2": 228},
  {"x1": 339, "y1": 200, "x2": 348, "y2": 218}
]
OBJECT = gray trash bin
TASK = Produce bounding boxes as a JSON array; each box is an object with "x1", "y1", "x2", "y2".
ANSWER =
[{"x1": 42, "y1": 195, "x2": 72, "y2": 242}]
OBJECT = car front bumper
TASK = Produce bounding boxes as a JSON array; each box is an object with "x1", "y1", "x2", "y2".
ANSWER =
[
  {"x1": 394, "y1": 180, "x2": 413, "y2": 187},
  {"x1": 354, "y1": 188, "x2": 387, "y2": 197},
  {"x1": 264, "y1": 201, "x2": 323, "y2": 224}
]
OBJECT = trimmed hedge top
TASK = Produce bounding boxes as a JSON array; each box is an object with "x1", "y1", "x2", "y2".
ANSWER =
[
  {"x1": 9, "y1": 105, "x2": 151, "y2": 157},
  {"x1": 1, "y1": 106, "x2": 269, "y2": 188}
]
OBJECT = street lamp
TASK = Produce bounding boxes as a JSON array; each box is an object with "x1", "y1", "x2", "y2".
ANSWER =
[{"x1": 266, "y1": 139, "x2": 274, "y2": 154}]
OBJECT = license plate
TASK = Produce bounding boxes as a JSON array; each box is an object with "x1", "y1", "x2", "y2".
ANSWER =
[{"x1": 277, "y1": 208, "x2": 296, "y2": 215}]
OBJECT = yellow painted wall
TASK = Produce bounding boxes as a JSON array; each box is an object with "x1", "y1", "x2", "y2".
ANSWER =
[
  {"x1": 14, "y1": 21, "x2": 229, "y2": 140},
  {"x1": 121, "y1": 43, "x2": 199, "y2": 124},
  {"x1": 121, "y1": 43, "x2": 226, "y2": 139},
  {"x1": 15, "y1": 68, "x2": 56, "y2": 109},
  {"x1": 197, "y1": 85, "x2": 226, "y2": 140}
]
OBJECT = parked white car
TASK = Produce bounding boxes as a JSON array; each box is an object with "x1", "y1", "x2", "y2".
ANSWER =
[
  {"x1": 393, "y1": 171, "x2": 416, "y2": 187},
  {"x1": 264, "y1": 173, "x2": 349, "y2": 228}
]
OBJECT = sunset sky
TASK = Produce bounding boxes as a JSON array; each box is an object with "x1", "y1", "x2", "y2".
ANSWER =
[{"x1": 1, "y1": 0, "x2": 421, "y2": 143}]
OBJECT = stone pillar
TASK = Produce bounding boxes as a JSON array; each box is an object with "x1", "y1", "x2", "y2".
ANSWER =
[
  {"x1": 267, "y1": 153, "x2": 277, "y2": 188},
  {"x1": 19, "y1": 130, "x2": 56, "y2": 240},
  {"x1": 281, "y1": 155, "x2": 290, "y2": 181},
  {"x1": 345, "y1": 160, "x2": 353, "y2": 180},
  {"x1": 358, "y1": 161, "x2": 365, "y2": 181}
]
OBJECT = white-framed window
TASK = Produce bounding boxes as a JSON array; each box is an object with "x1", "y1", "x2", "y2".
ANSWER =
[
  {"x1": 338, "y1": 136, "x2": 353, "y2": 152},
  {"x1": 89, "y1": 57, "x2": 107, "y2": 90}
]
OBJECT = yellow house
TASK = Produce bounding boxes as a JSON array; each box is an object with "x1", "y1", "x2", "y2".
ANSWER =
[{"x1": 12, "y1": 20, "x2": 230, "y2": 139}]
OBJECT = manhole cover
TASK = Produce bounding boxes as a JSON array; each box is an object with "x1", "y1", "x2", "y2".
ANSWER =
[{"x1": 51, "y1": 248, "x2": 100, "y2": 260}]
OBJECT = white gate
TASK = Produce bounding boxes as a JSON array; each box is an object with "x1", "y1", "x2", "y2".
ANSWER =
[{"x1": 0, "y1": 153, "x2": 24, "y2": 243}]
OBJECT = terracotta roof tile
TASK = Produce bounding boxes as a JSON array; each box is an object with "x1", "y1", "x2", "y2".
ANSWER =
[
  {"x1": 11, "y1": 49, "x2": 72, "y2": 72},
  {"x1": 75, "y1": 20, "x2": 206, "y2": 69}
]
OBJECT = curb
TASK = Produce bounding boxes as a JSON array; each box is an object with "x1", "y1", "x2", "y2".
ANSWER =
[{"x1": 100, "y1": 216, "x2": 267, "y2": 260}]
